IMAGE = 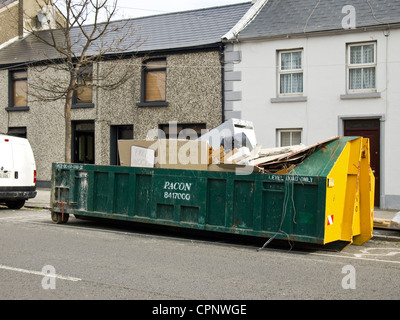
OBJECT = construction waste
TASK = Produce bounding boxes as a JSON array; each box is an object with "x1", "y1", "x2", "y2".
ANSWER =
[
  {"x1": 391, "y1": 212, "x2": 400, "y2": 230},
  {"x1": 374, "y1": 211, "x2": 400, "y2": 230},
  {"x1": 118, "y1": 119, "x2": 337, "y2": 174}
]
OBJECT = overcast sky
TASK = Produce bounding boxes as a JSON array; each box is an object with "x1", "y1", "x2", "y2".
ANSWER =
[
  {"x1": 53, "y1": 0, "x2": 250, "y2": 24},
  {"x1": 114, "y1": 0, "x2": 248, "y2": 18},
  {"x1": 104, "y1": 0, "x2": 248, "y2": 19}
]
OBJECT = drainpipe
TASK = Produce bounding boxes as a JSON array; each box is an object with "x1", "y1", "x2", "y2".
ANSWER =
[
  {"x1": 220, "y1": 43, "x2": 225, "y2": 124},
  {"x1": 381, "y1": 29, "x2": 390, "y2": 208}
]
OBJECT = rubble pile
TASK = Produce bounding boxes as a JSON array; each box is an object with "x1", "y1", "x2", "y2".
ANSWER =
[
  {"x1": 203, "y1": 119, "x2": 337, "y2": 174},
  {"x1": 119, "y1": 119, "x2": 337, "y2": 175}
]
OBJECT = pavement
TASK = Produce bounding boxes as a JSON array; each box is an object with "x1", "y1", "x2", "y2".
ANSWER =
[
  {"x1": 25, "y1": 188, "x2": 400, "y2": 242},
  {"x1": 26, "y1": 188, "x2": 52, "y2": 210}
]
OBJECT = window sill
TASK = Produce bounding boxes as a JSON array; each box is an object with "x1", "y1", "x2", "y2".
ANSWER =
[
  {"x1": 5, "y1": 106, "x2": 30, "y2": 111},
  {"x1": 271, "y1": 96, "x2": 307, "y2": 103},
  {"x1": 340, "y1": 92, "x2": 381, "y2": 100},
  {"x1": 72, "y1": 103, "x2": 95, "y2": 109},
  {"x1": 136, "y1": 101, "x2": 169, "y2": 107}
]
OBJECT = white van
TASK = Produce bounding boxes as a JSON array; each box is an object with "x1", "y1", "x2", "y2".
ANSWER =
[{"x1": 0, "y1": 134, "x2": 37, "y2": 209}]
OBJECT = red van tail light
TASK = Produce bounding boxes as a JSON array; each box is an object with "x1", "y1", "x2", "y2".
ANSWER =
[{"x1": 34, "y1": 170, "x2": 37, "y2": 184}]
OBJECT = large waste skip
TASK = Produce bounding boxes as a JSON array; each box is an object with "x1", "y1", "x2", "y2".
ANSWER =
[{"x1": 50, "y1": 136, "x2": 374, "y2": 250}]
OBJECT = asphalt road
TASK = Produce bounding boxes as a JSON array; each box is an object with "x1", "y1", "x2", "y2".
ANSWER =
[{"x1": 0, "y1": 207, "x2": 399, "y2": 304}]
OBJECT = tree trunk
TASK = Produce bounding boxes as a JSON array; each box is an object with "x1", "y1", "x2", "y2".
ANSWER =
[{"x1": 64, "y1": 88, "x2": 74, "y2": 163}]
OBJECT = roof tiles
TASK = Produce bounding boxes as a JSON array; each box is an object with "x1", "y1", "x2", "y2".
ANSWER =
[
  {"x1": 238, "y1": 0, "x2": 400, "y2": 40},
  {"x1": 0, "y1": 2, "x2": 252, "y2": 66}
]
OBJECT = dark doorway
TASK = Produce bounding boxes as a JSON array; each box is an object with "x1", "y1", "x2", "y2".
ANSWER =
[
  {"x1": 344, "y1": 119, "x2": 380, "y2": 207},
  {"x1": 110, "y1": 125, "x2": 133, "y2": 165},
  {"x1": 72, "y1": 121, "x2": 95, "y2": 164}
]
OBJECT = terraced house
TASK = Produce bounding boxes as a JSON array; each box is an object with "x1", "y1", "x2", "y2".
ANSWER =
[
  {"x1": 223, "y1": 0, "x2": 400, "y2": 209},
  {"x1": 0, "y1": 0, "x2": 252, "y2": 187}
]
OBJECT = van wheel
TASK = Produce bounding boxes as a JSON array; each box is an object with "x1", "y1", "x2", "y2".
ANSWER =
[
  {"x1": 51, "y1": 211, "x2": 69, "y2": 224},
  {"x1": 6, "y1": 200, "x2": 25, "y2": 210}
]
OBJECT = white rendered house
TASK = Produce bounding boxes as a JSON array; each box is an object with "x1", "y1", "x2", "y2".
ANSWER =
[{"x1": 223, "y1": 0, "x2": 400, "y2": 209}]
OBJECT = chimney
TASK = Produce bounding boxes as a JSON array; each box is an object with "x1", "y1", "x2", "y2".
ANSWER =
[{"x1": 18, "y1": 0, "x2": 24, "y2": 38}]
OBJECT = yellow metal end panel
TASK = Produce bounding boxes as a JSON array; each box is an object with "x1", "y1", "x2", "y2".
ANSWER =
[
  {"x1": 343, "y1": 138, "x2": 363, "y2": 241},
  {"x1": 353, "y1": 138, "x2": 374, "y2": 245},
  {"x1": 324, "y1": 143, "x2": 351, "y2": 244},
  {"x1": 324, "y1": 137, "x2": 373, "y2": 246}
]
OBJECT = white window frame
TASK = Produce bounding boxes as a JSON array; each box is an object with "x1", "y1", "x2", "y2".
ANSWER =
[
  {"x1": 347, "y1": 42, "x2": 377, "y2": 94},
  {"x1": 278, "y1": 49, "x2": 304, "y2": 97},
  {"x1": 277, "y1": 129, "x2": 303, "y2": 147}
]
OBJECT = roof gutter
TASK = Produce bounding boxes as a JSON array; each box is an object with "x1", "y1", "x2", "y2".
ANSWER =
[
  {"x1": 0, "y1": 43, "x2": 222, "y2": 68},
  {"x1": 234, "y1": 22, "x2": 400, "y2": 43},
  {"x1": 222, "y1": 0, "x2": 269, "y2": 42}
]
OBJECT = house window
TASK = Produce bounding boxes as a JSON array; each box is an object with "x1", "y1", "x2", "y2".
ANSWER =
[
  {"x1": 7, "y1": 127, "x2": 27, "y2": 138},
  {"x1": 278, "y1": 50, "x2": 303, "y2": 95},
  {"x1": 277, "y1": 129, "x2": 302, "y2": 147},
  {"x1": 158, "y1": 123, "x2": 206, "y2": 140},
  {"x1": 74, "y1": 65, "x2": 93, "y2": 106},
  {"x1": 347, "y1": 43, "x2": 376, "y2": 92},
  {"x1": 138, "y1": 59, "x2": 168, "y2": 107},
  {"x1": 10, "y1": 69, "x2": 28, "y2": 107}
]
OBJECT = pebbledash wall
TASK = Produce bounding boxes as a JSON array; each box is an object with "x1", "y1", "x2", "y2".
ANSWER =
[{"x1": 0, "y1": 50, "x2": 223, "y2": 185}]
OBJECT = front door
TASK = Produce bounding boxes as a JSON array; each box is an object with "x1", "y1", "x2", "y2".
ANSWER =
[
  {"x1": 344, "y1": 119, "x2": 380, "y2": 207},
  {"x1": 110, "y1": 125, "x2": 133, "y2": 165},
  {"x1": 73, "y1": 121, "x2": 95, "y2": 164}
]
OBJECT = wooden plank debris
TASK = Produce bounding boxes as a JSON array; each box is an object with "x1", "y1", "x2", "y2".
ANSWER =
[
  {"x1": 373, "y1": 218, "x2": 391, "y2": 229},
  {"x1": 373, "y1": 214, "x2": 400, "y2": 231},
  {"x1": 205, "y1": 137, "x2": 340, "y2": 174}
]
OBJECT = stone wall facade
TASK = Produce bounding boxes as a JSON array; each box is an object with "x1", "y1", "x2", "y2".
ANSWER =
[{"x1": 0, "y1": 49, "x2": 223, "y2": 184}]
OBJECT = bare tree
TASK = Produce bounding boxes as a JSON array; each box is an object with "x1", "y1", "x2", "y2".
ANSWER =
[{"x1": 22, "y1": 0, "x2": 143, "y2": 162}]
